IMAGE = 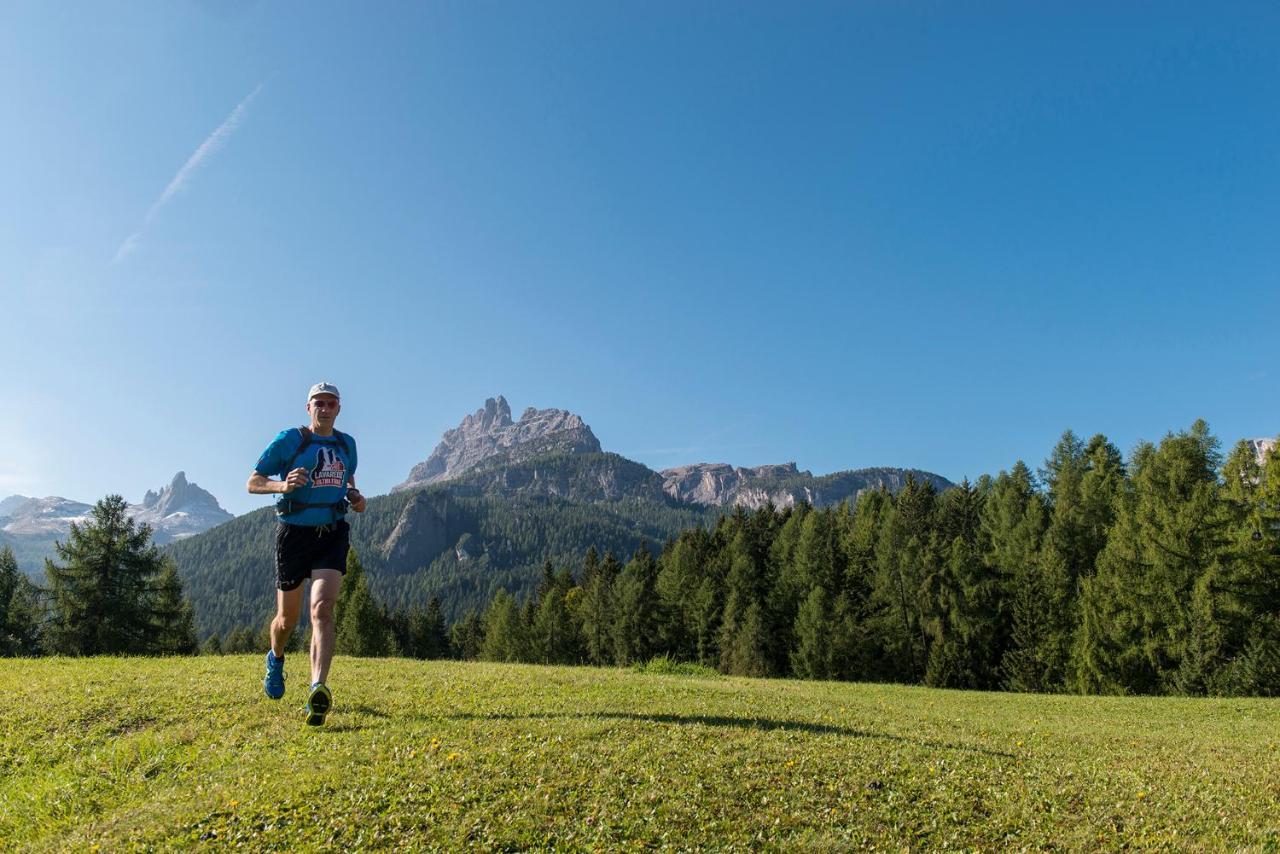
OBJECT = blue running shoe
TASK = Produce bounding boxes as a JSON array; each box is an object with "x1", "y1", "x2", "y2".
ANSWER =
[{"x1": 264, "y1": 650, "x2": 285, "y2": 700}]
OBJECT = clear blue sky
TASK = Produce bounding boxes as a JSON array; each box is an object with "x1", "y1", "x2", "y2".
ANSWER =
[{"x1": 4, "y1": 1, "x2": 1278, "y2": 515}]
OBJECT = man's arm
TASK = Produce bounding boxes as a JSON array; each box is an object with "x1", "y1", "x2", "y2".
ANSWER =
[
  {"x1": 346, "y1": 475, "x2": 367, "y2": 513},
  {"x1": 247, "y1": 469, "x2": 309, "y2": 494}
]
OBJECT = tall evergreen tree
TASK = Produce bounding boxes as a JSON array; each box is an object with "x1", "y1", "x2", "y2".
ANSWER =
[
  {"x1": 480, "y1": 590, "x2": 529, "y2": 662},
  {"x1": 151, "y1": 558, "x2": 198, "y2": 655},
  {"x1": 450, "y1": 609, "x2": 484, "y2": 660},
  {"x1": 417, "y1": 596, "x2": 451, "y2": 659},
  {"x1": 656, "y1": 528, "x2": 715, "y2": 661},
  {"x1": 866, "y1": 477, "x2": 936, "y2": 681},
  {"x1": 718, "y1": 530, "x2": 775, "y2": 676},
  {"x1": 45, "y1": 495, "x2": 168, "y2": 655},
  {"x1": 577, "y1": 550, "x2": 620, "y2": 665},
  {"x1": 791, "y1": 585, "x2": 834, "y2": 679},
  {"x1": 980, "y1": 463, "x2": 1048, "y2": 687},
  {"x1": 924, "y1": 482, "x2": 999, "y2": 688},
  {"x1": 612, "y1": 546, "x2": 661, "y2": 666},
  {"x1": 335, "y1": 548, "x2": 392, "y2": 657},
  {"x1": 0, "y1": 546, "x2": 42, "y2": 656},
  {"x1": 1075, "y1": 423, "x2": 1234, "y2": 694},
  {"x1": 532, "y1": 567, "x2": 581, "y2": 664}
]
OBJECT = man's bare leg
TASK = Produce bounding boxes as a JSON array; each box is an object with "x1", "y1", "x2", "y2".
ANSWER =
[
  {"x1": 271, "y1": 587, "x2": 304, "y2": 657},
  {"x1": 309, "y1": 569, "x2": 343, "y2": 685}
]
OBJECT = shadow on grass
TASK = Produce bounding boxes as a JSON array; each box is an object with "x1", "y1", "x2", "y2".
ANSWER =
[{"x1": 442, "y1": 711, "x2": 1015, "y2": 758}]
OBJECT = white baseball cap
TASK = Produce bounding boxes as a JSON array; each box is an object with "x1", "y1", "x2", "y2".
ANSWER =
[{"x1": 308, "y1": 382, "x2": 341, "y2": 400}]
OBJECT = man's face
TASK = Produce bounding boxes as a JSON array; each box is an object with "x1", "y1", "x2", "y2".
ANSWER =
[{"x1": 307, "y1": 394, "x2": 340, "y2": 426}]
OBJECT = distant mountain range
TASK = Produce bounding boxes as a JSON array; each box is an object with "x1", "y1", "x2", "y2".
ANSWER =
[
  {"x1": 394, "y1": 395, "x2": 953, "y2": 506},
  {"x1": 1, "y1": 472, "x2": 233, "y2": 573}
]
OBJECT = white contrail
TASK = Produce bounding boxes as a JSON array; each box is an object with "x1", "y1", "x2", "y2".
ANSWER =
[{"x1": 113, "y1": 83, "x2": 263, "y2": 263}]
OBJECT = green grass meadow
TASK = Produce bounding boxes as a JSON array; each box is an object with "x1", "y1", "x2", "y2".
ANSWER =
[{"x1": 1, "y1": 657, "x2": 1277, "y2": 851}]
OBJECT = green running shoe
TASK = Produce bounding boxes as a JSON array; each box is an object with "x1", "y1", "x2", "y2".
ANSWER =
[{"x1": 305, "y1": 682, "x2": 332, "y2": 726}]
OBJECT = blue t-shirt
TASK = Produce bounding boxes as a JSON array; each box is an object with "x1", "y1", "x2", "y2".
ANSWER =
[{"x1": 254, "y1": 428, "x2": 358, "y2": 526}]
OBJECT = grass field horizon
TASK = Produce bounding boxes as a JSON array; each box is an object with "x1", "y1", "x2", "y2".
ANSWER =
[{"x1": 2, "y1": 656, "x2": 1277, "y2": 850}]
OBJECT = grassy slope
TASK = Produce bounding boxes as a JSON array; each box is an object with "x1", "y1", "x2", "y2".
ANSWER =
[{"x1": 1, "y1": 658, "x2": 1277, "y2": 851}]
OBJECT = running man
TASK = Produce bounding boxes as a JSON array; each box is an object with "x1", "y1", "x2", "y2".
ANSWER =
[{"x1": 247, "y1": 382, "x2": 366, "y2": 725}]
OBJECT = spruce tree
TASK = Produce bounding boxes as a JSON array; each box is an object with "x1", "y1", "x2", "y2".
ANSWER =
[
  {"x1": 450, "y1": 609, "x2": 484, "y2": 660},
  {"x1": 533, "y1": 568, "x2": 580, "y2": 664},
  {"x1": 45, "y1": 495, "x2": 167, "y2": 655},
  {"x1": 718, "y1": 531, "x2": 774, "y2": 676},
  {"x1": 0, "y1": 546, "x2": 41, "y2": 656},
  {"x1": 151, "y1": 558, "x2": 198, "y2": 655},
  {"x1": 980, "y1": 463, "x2": 1048, "y2": 687},
  {"x1": 924, "y1": 482, "x2": 1000, "y2": 689},
  {"x1": 656, "y1": 528, "x2": 714, "y2": 661},
  {"x1": 612, "y1": 546, "x2": 661, "y2": 666},
  {"x1": 335, "y1": 548, "x2": 392, "y2": 657},
  {"x1": 1075, "y1": 423, "x2": 1233, "y2": 694},
  {"x1": 791, "y1": 585, "x2": 833, "y2": 679},
  {"x1": 420, "y1": 596, "x2": 450, "y2": 659},
  {"x1": 866, "y1": 478, "x2": 936, "y2": 681},
  {"x1": 480, "y1": 590, "x2": 528, "y2": 662},
  {"x1": 722, "y1": 601, "x2": 773, "y2": 677},
  {"x1": 577, "y1": 550, "x2": 620, "y2": 665}
]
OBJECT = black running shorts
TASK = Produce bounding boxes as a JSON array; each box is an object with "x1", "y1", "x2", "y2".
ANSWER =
[{"x1": 275, "y1": 520, "x2": 350, "y2": 591}]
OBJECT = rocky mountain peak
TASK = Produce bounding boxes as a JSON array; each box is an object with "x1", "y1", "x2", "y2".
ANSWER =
[
  {"x1": 462, "y1": 396, "x2": 514, "y2": 433},
  {"x1": 394, "y1": 396, "x2": 602, "y2": 491},
  {"x1": 128, "y1": 472, "x2": 233, "y2": 543},
  {"x1": 0, "y1": 494, "x2": 32, "y2": 518}
]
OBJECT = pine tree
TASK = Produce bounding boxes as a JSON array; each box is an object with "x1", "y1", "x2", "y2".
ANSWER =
[
  {"x1": 718, "y1": 531, "x2": 774, "y2": 676},
  {"x1": 419, "y1": 596, "x2": 450, "y2": 659},
  {"x1": 656, "y1": 528, "x2": 714, "y2": 661},
  {"x1": 0, "y1": 546, "x2": 41, "y2": 656},
  {"x1": 450, "y1": 609, "x2": 484, "y2": 660},
  {"x1": 922, "y1": 482, "x2": 1000, "y2": 689},
  {"x1": 577, "y1": 550, "x2": 620, "y2": 665},
  {"x1": 612, "y1": 546, "x2": 661, "y2": 666},
  {"x1": 925, "y1": 533, "x2": 999, "y2": 689},
  {"x1": 1075, "y1": 423, "x2": 1233, "y2": 694},
  {"x1": 533, "y1": 568, "x2": 580, "y2": 664},
  {"x1": 45, "y1": 495, "x2": 168, "y2": 655},
  {"x1": 791, "y1": 585, "x2": 833, "y2": 679},
  {"x1": 722, "y1": 601, "x2": 772, "y2": 678},
  {"x1": 335, "y1": 548, "x2": 392, "y2": 657},
  {"x1": 480, "y1": 590, "x2": 528, "y2": 662},
  {"x1": 981, "y1": 463, "x2": 1048, "y2": 687},
  {"x1": 151, "y1": 558, "x2": 198, "y2": 655},
  {"x1": 866, "y1": 477, "x2": 936, "y2": 681}
]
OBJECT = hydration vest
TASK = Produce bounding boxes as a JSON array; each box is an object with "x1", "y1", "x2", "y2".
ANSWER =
[{"x1": 275, "y1": 426, "x2": 352, "y2": 521}]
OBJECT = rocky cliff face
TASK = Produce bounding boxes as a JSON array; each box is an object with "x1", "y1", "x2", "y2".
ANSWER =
[
  {"x1": 444, "y1": 452, "x2": 670, "y2": 503},
  {"x1": 128, "y1": 471, "x2": 234, "y2": 543},
  {"x1": 383, "y1": 491, "x2": 457, "y2": 569},
  {"x1": 661, "y1": 462, "x2": 954, "y2": 510},
  {"x1": 394, "y1": 396, "x2": 602, "y2": 491}
]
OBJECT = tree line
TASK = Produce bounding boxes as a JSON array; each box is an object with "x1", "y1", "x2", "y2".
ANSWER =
[
  {"x1": 347, "y1": 422, "x2": 1277, "y2": 696},
  {"x1": 6, "y1": 421, "x2": 1278, "y2": 697}
]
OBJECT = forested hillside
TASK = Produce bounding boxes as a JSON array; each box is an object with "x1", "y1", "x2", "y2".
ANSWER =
[{"x1": 167, "y1": 467, "x2": 715, "y2": 638}]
